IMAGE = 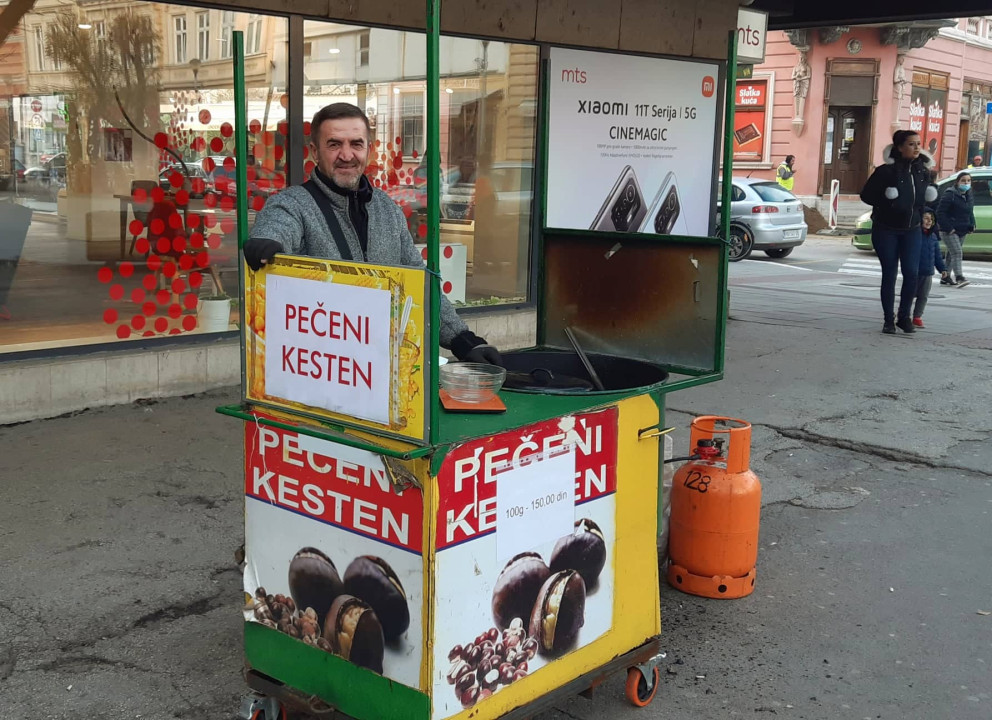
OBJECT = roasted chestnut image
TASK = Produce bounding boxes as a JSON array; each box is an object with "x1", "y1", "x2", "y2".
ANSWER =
[
  {"x1": 491, "y1": 552, "x2": 551, "y2": 629},
  {"x1": 528, "y1": 570, "x2": 586, "y2": 656},
  {"x1": 344, "y1": 555, "x2": 410, "y2": 640},
  {"x1": 550, "y1": 518, "x2": 607, "y2": 587},
  {"x1": 288, "y1": 547, "x2": 344, "y2": 625},
  {"x1": 322, "y1": 594, "x2": 385, "y2": 674}
]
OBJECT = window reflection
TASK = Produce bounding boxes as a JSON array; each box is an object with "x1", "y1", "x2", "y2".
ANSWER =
[{"x1": 0, "y1": 1, "x2": 287, "y2": 350}]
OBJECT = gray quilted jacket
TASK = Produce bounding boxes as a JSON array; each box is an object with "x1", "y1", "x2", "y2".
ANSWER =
[{"x1": 250, "y1": 172, "x2": 469, "y2": 346}]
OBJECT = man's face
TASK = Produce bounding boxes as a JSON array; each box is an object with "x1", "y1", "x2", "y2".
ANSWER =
[{"x1": 310, "y1": 117, "x2": 369, "y2": 190}]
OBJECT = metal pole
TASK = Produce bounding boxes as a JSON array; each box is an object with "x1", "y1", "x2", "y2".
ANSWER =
[
  {"x1": 234, "y1": 30, "x2": 248, "y2": 397},
  {"x1": 427, "y1": 0, "x2": 441, "y2": 444},
  {"x1": 715, "y1": 30, "x2": 737, "y2": 375}
]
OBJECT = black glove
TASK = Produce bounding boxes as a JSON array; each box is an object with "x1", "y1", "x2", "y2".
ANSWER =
[
  {"x1": 243, "y1": 237, "x2": 284, "y2": 271},
  {"x1": 465, "y1": 344, "x2": 503, "y2": 366},
  {"x1": 451, "y1": 330, "x2": 503, "y2": 366}
]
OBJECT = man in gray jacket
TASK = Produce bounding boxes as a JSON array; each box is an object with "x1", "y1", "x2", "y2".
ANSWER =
[{"x1": 243, "y1": 102, "x2": 500, "y2": 365}]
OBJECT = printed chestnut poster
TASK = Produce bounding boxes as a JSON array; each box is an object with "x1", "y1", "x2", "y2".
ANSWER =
[
  {"x1": 546, "y1": 47, "x2": 719, "y2": 237},
  {"x1": 432, "y1": 409, "x2": 619, "y2": 718},
  {"x1": 243, "y1": 422, "x2": 424, "y2": 688}
]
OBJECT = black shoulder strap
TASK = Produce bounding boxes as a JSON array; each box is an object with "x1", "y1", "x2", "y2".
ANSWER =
[{"x1": 303, "y1": 179, "x2": 357, "y2": 262}]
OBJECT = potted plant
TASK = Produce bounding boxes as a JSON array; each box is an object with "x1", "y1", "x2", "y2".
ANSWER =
[{"x1": 197, "y1": 293, "x2": 233, "y2": 332}]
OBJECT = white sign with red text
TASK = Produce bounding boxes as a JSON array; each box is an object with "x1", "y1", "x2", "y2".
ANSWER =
[
  {"x1": 737, "y1": 8, "x2": 768, "y2": 65},
  {"x1": 431, "y1": 410, "x2": 618, "y2": 719},
  {"x1": 264, "y1": 274, "x2": 392, "y2": 424},
  {"x1": 244, "y1": 421, "x2": 425, "y2": 688}
]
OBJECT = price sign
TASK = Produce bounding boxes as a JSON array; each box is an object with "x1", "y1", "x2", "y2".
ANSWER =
[{"x1": 495, "y1": 447, "x2": 576, "y2": 564}]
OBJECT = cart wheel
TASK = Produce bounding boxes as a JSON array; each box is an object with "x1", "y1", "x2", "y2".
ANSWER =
[
  {"x1": 250, "y1": 708, "x2": 287, "y2": 720},
  {"x1": 625, "y1": 666, "x2": 660, "y2": 707}
]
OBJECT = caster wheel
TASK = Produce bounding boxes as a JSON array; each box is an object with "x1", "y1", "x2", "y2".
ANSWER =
[
  {"x1": 625, "y1": 665, "x2": 660, "y2": 707},
  {"x1": 250, "y1": 708, "x2": 287, "y2": 720}
]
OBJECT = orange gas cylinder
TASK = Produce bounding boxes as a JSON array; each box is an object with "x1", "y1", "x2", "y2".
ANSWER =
[{"x1": 667, "y1": 416, "x2": 761, "y2": 599}]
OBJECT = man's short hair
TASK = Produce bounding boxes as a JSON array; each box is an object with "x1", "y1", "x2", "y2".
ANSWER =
[{"x1": 310, "y1": 103, "x2": 371, "y2": 142}]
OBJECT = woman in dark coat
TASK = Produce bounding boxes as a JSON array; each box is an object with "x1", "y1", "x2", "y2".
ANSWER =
[
  {"x1": 860, "y1": 130, "x2": 937, "y2": 334},
  {"x1": 936, "y1": 173, "x2": 976, "y2": 287}
]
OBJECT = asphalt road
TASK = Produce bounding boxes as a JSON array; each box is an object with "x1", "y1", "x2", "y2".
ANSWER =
[{"x1": 2, "y1": 235, "x2": 991, "y2": 719}]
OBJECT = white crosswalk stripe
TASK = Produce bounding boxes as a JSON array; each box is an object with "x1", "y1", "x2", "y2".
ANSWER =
[{"x1": 838, "y1": 256, "x2": 992, "y2": 286}]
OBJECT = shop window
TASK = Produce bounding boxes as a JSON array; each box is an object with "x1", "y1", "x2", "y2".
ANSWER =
[
  {"x1": 0, "y1": 1, "x2": 288, "y2": 353},
  {"x1": 732, "y1": 77, "x2": 772, "y2": 164},
  {"x1": 173, "y1": 15, "x2": 187, "y2": 64},
  {"x1": 910, "y1": 69, "x2": 949, "y2": 166},
  {"x1": 196, "y1": 12, "x2": 210, "y2": 61},
  {"x1": 302, "y1": 20, "x2": 538, "y2": 305}
]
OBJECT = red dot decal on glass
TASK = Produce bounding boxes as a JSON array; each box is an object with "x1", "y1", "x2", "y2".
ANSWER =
[
  {"x1": 182, "y1": 315, "x2": 198, "y2": 332},
  {"x1": 149, "y1": 218, "x2": 165, "y2": 235},
  {"x1": 417, "y1": 224, "x2": 428, "y2": 239},
  {"x1": 263, "y1": 131, "x2": 275, "y2": 147},
  {"x1": 220, "y1": 196, "x2": 235, "y2": 213},
  {"x1": 192, "y1": 137, "x2": 206, "y2": 153},
  {"x1": 375, "y1": 139, "x2": 381, "y2": 148},
  {"x1": 277, "y1": 120, "x2": 288, "y2": 136},
  {"x1": 142, "y1": 275, "x2": 156, "y2": 291},
  {"x1": 154, "y1": 318, "x2": 168, "y2": 333},
  {"x1": 246, "y1": 166, "x2": 257, "y2": 182},
  {"x1": 179, "y1": 255, "x2": 194, "y2": 271},
  {"x1": 221, "y1": 217, "x2": 235, "y2": 234},
  {"x1": 162, "y1": 262, "x2": 177, "y2": 278},
  {"x1": 131, "y1": 315, "x2": 146, "y2": 330},
  {"x1": 109, "y1": 284, "x2": 124, "y2": 300},
  {"x1": 189, "y1": 232, "x2": 204, "y2": 249},
  {"x1": 183, "y1": 293, "x2": 199, "y2": 310},
  {"x1": 202, "y1": 157, "x2": 216, "y2": 173},
  {"x1": 142, "y1": 301, "x2": 156, "y2": 316},
  {"x1": 392, "y1": 155, "x2": 403, "y2": 170},
  {"x1": 168, "y1": 212, "x2": 183, "y2": 230},
  {"x1": 442, "y1": 281, "x2": 453, "y2": 294},
  {"x1": 132, "y1": 187, "x2": 147, "y2": 203},
  {"x1": 169, "y1": 328, "x2": 181, "y2": 335},
  {"x1": 187, "y1": 213, "x2": 201, "y2": 229},
  {"x1": 198, "y1": 109, "x2": 211, "y2": 124},
  {"x1": 249, "y1": 119, "x2": 261, "y2": 134},
  {"x1": 156, "y1": 289, "x2": 170, "y2": 305},
  {"x1": 402, "y1": 204, "x2": 413, "y2": 218},
  {"x1": 210, "y1": 137, "x2": 224, "y2": 153},
  {"x1": 151, "y1": 187, "x2": 165, "y2": 203},
  {"x1": 303, "y1": 121, "x2": 311, "y2": 136},
  {"x1": 207, "y1": 233, "x2": 222, "y2": 250},
  {"x1": 204, "y1": 193, "x2": 217, "y2": 209},
  {"x1": 203, "y1": 215, "x2": 217, "y2": 229},
  {"x1": 189, "y1": 272, "x2": 203, "y2": 288},
  {"x1": 220, "y1": 122, "x2": 233, "y2": 138},
  {"x1": 172, "y1": 237, "x2": 186, "y2": 254},
  {"x1": 223, "y1": 156, "x2": 236, "y2": 173},
  {"x1": 116, "y1": 325, "x2": 131, "y2": 339},
  {"x1": 97, "y1": 267, "x2": 113, "y2": 283},
  {"x1": 128, "y1": 219, "x2": 144, "y2": 237},
  {"x1": 412, "y1": 150, "x2": 418, "y2": 159},
  {"x1": 153, "y1": 132, "x2": 168, "y2": 148},
  {"x1": 103, "y1": 308, "x2": 118, "y2": 324},
  {"x1": 421, "y1": 248, "x2": 428, "y2": 260},
  {"x1": 195, "y1": 252, "x2": 209, "y2": 268},
  {"x1": 156, "y1": 237, "x2": 171, "y2": 255},
  {"x1": 253, "y1": 142, "x2": 264, "y2": 160},
  {"x1": 274, "y1": 145, "x2": 284, "y2": 161},
  {"x1": 130, "y1": 288, "x2": 145, "y2": 304},
  {"x1": 175, "y1": 189, "x2": 190, "y2": 206},
  {"x1": 169, "y1": 171, "x2": 183, "y2": 188},
  {"x1": 395, "y1": 136, "x2": 402, "y2": 146},
  {"x1": 168, "y1": 303, "x2": 182, "y2": 319},
  {"x1": 147, "y1": 255, "x2": 162, "y2": 272},
  {"x1": 142, "y1": 330, "x2": 155, "y2": 337},
  {"x1": 304, "y1": 161, "x2": 315, "y2": 176},
  {"x1": 279, "y1": 94, "x2": 289, "y2": 109},
  {"x1": 252, "y1": 195, "x2": 265, "y2": 211},
  {"x1": 273, "y1": 174, "x2": 285, "y2": 190}
]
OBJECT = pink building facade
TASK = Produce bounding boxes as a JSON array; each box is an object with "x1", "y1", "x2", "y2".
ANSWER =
[{"x1": 733, "y1": 20, "x2": 992, "y2": 202}]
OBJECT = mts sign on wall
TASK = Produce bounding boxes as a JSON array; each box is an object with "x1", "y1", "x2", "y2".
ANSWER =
[{"x1": 736, "y1": 8, "x2": 768, "y2": 65}]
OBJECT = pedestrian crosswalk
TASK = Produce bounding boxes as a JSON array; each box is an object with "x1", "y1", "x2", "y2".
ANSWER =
[{"x1": 838, "y1": 256, "x2": 992, "y2": 286}]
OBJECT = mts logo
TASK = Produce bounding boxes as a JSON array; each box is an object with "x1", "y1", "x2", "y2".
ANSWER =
[
  {"x1": 561, "y1": 67, "x2": 587, "y2": 84},
  {"x1": 701, "y1": 76, "x2": 715, "y2": 98}
]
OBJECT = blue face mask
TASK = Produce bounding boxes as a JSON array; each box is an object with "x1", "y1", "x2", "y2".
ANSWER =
[{"x1": 959, "y1": 184, "x2": 971, "y2": 193}]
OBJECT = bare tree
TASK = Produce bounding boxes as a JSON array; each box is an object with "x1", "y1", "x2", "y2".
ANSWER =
[{"x1": 0, "y1": 0, "x2": 36, "y2": 50}]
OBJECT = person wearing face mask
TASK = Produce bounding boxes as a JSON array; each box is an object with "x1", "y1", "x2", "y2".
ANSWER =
[
  {"x1": 860, "y1": 130, "x2": 937, "y2": 335},
  {"x1": 242, "y1": 103, "x2": 501, "y2": 366},
  {"x1": 935, "y1": 172, "x2": 976, "y2": 287}
]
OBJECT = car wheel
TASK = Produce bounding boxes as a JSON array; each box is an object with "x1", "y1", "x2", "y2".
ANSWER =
[
  {"x1": 726, "y1": 223, "x2": 753, "y2": 262},
  {"x1": 764, "y1": 247, "x2": 794, "y2": 259}
]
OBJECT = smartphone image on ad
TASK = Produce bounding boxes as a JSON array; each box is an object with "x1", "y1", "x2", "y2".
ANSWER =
[
  {"x1": 641, "y1": 172, "x2": 688, "y2": 236},
  {"x1": 589, "y1": 165, "x2": 648, "y2": 232}
]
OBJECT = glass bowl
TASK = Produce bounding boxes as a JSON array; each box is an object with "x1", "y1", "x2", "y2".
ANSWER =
[{"x1": 439, "y1": 362, "x2": 506, "y2": 403}]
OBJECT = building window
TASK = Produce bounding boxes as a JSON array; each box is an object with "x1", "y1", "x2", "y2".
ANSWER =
[
  {"x1": 401, "y1": 92, "x2": 425, "y2": 157},
  {"x1": 196, "y1": 12, "x2": 210, "y2": 60},
  {"x1": 967, "y1": 18, "x2": 980, "y2": 34},
  {"x1": 220, "y1": 11, "x2": 234, "y2": 58},
  {"x1": 732, "y1": 78, "x2": 770, "y2": 163},
  {"x1": 33, "y1": 26, "x2": 46, "y2": 71},
  {"x1": 358, "y1": 30, "x2": 369, "y2": 67},
  {"x1": 173, "y1": 15, "x2": 187, "y2": 63},
  {"x1": 94, "y1": 20, "x2": 106, "y2": 53},
  {"x1": 246, "y1": 14, "x2": 262, "y2": 54}
]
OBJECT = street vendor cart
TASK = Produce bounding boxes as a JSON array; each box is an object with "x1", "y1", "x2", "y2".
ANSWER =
[{"x1": 219, "y1": 3, "x2": 737, "y2": 717}]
